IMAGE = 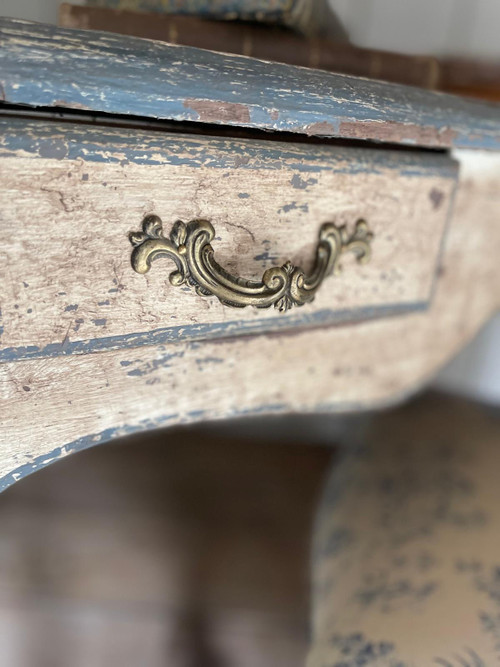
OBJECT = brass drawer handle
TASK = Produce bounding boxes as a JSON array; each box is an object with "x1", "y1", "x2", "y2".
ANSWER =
[{"x1": 129, "y1": 215, "x2": 373, "y2": 312}]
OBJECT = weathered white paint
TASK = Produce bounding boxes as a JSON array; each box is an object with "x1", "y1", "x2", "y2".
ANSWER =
[
  {"x1": 0, "y1": 119, "x2": 456, "y2": 358},
  {"x1": 0, "y1": 150, "x2": 498, "y2": 488}
]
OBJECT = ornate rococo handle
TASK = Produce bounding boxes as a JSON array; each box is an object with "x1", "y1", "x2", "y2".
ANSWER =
[{"x1": 129, "y1": 215, "x2": 373, "y2": 312}]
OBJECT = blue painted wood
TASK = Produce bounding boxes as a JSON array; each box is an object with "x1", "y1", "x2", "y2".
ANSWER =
[
  {"x1": 0, "y1": 18, "x2": 499, "y2": 150},
  {"x1": 0, "y1": 117, "x2": 456, "y2": 176},
  {"x1": 0, "y1": 390, "x2": 407, "y2": 493}
]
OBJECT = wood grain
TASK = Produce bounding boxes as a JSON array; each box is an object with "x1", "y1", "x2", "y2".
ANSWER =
[
  {"x1": 0, "y1": 150, "x2": 498, "y2": 491},
  {"x1": 0, "y1": 117, "x2": 457, "y2": 361},
  {"x1": 1, "y1": 18, "x2": 500, "y2": 150}
]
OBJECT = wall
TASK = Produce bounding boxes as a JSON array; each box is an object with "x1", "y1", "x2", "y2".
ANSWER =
[{"x1": 328, "y1": 0, "x2": 500, "y2": 58}]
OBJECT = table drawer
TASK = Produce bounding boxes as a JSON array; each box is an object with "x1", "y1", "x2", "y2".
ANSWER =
[{"x1": 0, "y1": 118, "x2": 457, "y2": 362}]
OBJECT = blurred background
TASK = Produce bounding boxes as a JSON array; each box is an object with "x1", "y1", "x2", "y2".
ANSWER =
[{"x1": 0, "y1": 1, "x2": 499, "y2": 665}]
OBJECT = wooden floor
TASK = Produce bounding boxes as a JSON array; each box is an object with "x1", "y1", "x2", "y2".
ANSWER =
[{"x1": 0, "y1": 423, "x2": 333, "y2": 667}]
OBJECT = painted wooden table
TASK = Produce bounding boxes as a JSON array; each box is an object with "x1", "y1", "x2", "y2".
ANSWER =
[{"x1": 0, "y1": 18, "x2": 499, "y2": 490}]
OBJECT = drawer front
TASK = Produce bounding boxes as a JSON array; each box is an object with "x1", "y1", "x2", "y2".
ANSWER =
[{"x1": 0, "y1": 118, "x2": 457, "y2": 362}]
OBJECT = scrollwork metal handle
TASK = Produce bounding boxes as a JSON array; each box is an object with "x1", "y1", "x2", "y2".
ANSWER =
[{"x1": 129, "y1": 215, "x2": 373, "y2": 312}]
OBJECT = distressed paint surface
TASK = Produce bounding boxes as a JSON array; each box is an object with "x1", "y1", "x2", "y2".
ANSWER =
[
  {"x1": 0, "y1": 18, "x2": 499, "y2": 150},
  {"x1": 0, "y1": 150, "x2": 499, "y2": 491},
  {"x1": 0, "y1": 118, "x2": 457, "y2": 361}
]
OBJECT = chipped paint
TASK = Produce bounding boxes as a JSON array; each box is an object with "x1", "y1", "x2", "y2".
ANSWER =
[
  {"x1": 0, "y1": 117, "x2": 458, "y2": 178},
  {"x1": 0, "y1": 18, "x2": 499, "y2": 150},
  {"x1": 184, "y1": 99, "x2": 251, "y2": 124},
  {"x1": 0, "y1": 115, "x2": 458, "y2": 364},
  {"x1": 429, "y1": 187, "x2": 445, "y2": 210},
  {"x1": 195, "y1": 356, "x2": 224, "y2": 366},
  {"x1": 278, "y1": 201, "x2": 309, "y2": 213},
  {"x1": 338, "y1": 120, "x2": 459, "y2": 148},
  {"x1": 38, "y1": 138, "x2": 68, "y2": 159},
  {"x1": 290, "y1": 174, "x2": 318, "y2": 190},
  {"x1": 125, "y1": 349, "x2": 185, "y2": 376},
  {"x1": 0, "y1": 302, "x2": 428, "y2": 364}
]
